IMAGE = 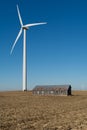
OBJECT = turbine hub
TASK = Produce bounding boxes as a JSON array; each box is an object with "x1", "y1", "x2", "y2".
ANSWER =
[{"x1": 22, "y1": 26, "x2": 28, "y2": 30}]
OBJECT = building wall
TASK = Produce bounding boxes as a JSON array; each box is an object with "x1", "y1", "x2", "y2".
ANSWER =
[
  {"x1": 33, "y1": 90, "x2": 68, "y2": 96},
  {"x1": 67, "y1": 86, "x2": 71, "y2": 95}
]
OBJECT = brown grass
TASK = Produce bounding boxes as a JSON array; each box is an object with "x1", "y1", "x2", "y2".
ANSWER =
[{"x1": 0, "y1": 91, "x2": 87, "y2": 130}]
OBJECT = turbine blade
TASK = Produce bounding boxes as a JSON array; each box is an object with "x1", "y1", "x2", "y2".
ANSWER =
[
  {"x1": 23, "y1": 22, "x2": 47, "y2": 28},
  {"x1": 10, "y1": 28, "x2": 22, "y2": 54},
  {"x1": 17, "y1": 5, "x2": 23, "y2": 26}
]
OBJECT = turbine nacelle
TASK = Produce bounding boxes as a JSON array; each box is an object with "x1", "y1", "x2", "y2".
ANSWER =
[{"x1": 22, "y1": 26, "x2": 29, "y2": 30}]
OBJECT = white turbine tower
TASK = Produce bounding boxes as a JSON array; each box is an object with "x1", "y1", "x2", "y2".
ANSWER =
[{"x1": 11, "y1": 5, "x2": 47, "y2": 91}]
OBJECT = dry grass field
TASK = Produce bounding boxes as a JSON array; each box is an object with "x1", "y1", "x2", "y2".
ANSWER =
[{"x1": 0, "y1": 91, "x2": 87, "y2": 130}]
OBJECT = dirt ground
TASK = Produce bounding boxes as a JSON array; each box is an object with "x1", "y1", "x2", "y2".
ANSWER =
[{"x1": 0, "y1": 91, "x2": 87, "y2": 130}]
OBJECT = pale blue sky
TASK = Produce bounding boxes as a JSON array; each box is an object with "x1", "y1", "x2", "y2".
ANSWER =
[{"x1": 0, "y1": 0, "x2": 87, "y2": 90}]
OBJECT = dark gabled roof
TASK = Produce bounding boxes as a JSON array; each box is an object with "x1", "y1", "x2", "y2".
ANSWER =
[{"x1": 33, "y1": 85, "x2": 71, "y2": 91}]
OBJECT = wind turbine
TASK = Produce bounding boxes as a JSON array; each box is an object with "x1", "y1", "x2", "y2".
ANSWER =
[{"x1": 10, "y1": 5, "x2": 47, "y2": 91}]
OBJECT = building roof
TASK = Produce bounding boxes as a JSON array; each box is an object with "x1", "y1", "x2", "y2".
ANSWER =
[{"x1": 33, "y1": 85, "x2": 71, "y2": 91}]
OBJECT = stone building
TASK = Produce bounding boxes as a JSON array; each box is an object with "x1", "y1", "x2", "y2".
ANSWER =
[{"x1": 33, "y1": 85, "x2": 72, "y2": 96}]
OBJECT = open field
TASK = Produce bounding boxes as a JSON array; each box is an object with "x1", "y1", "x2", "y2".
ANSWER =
[{"x1": 0, "y1": 91, "x2": 87, "y2": 130}]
